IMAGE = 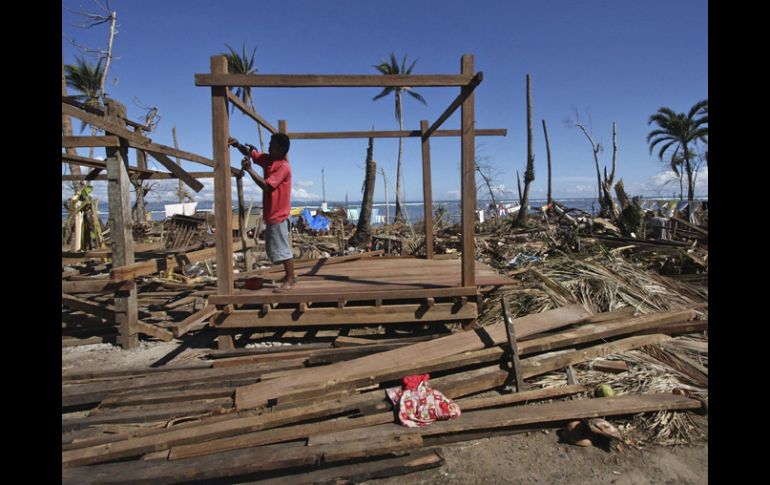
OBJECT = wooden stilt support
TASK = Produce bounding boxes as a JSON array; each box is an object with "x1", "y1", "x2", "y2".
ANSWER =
[
  {"x1": 105, "y1": 98, "x2": 138, "y2": 350},
  {"x1": 500, "y1": 297, "x2": 525, "y2": 392}
]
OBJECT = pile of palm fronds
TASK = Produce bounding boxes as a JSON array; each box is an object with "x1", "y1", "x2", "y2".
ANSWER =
[
  {"x1": 479, "y1": 252, "x2": 707, "y2": 325},
  {"x1": 530, "y1": 337, "x2": 708, "y2": 446}
]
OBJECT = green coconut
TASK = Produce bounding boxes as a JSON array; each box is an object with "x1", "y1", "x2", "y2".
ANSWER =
[{"x1": 595, "y1": 384, "x2": 615, "y2": 398}]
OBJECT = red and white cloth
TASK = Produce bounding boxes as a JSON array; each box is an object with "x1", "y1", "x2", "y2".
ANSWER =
[{"x1": 386, "y1": 373, "x2": 461, "y2": 428}]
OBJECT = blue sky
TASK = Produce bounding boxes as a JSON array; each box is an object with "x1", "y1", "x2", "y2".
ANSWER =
[{"x1": 62, "y1": 0, "x2": 708, "y2": 205}]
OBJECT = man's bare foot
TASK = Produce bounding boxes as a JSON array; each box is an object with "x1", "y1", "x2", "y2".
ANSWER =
[{"x1": 273, "y1": 281, "x2": 295, "y2": 293}]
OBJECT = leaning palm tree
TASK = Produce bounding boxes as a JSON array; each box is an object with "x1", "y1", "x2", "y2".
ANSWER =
[
  {"x1": 647, "y1": 99, "x2": 708, "y2": 220},
  {"x1": 223, "y1": 43, "x2": 265, "y2": 152},
  {"x1": 372, "y1": 53, "x2": 427, "y2": 223},
  {"x1": 65, "y1": 56, "x2": 105, "y2": 161}
]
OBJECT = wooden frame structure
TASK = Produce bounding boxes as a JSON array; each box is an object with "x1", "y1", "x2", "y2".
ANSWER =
[
  {"x1": 61, "y1": 97, "x2": 250, "y2": 349},
  {"x1": 197, "y1": 54, "x2": 513, "y2": 347}
]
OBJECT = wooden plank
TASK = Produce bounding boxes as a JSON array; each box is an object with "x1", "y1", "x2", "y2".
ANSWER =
[
  {"x1": 212, "y1": 55, "x2": 235, "y2": 295},
  {"x1": 234, "y1": 304, "x2": 591, "y2": 409},
  {"x1": 62, "y1": 135, "x2": 120, "y2": 148},
  {"x1": 134, "y1": 321, "x2": 174, "y2": 342},
  {"x1": 242, "y1": 450, "x2": 444, "y2": 485},
  {"x1": 171, "y1": 305, "x2": 217, "y2": 338},
  {"x1": 62, "y1": 293, "x2": 115, "y2": 322},
  {"x1": 421, "y1": 120, "x2": 434, "y2": 259},
  {"x1": 63, "y1": 171, "x2": 220, "y2": 181},
  {"x1": 457, "y1": 384, "x2": 587, "y2": 411},
  {"x1": 308, "y1": 393, "x2": 700, "y2": 448},
  {"x1": 226, "y1": 90, "x2": 277, "y2": 133},
  {"x1": 209, "y1": 286, "x2": 478, "y2": 305},
  {"x1": 433, "y1": 334, "x2": 672, "y2": 400},
  {"x1": 146, "y1": 150, "x2": 204, "y2": 192},
  {"x1": 240, "y1": 250, "x2": 385, "y2": 278},
  {"x1": 62, "y1": 398, "x2": 232, "y2": 432},
  {"x1": 110, "y1": 246, "x2": 217, "y2": 281},
  {"x1": 460, "y1": 54, "x2": 475, "y2": 287},
  {"x1": 63, "y1": 434, "x2": 422, "y2": 484},
  {"x1": 211, "y1": 301, "x2": 478, "y2": 328},
  {"x1": 61, "y1": 390, "x2": 394, "y2": 467},
  {"x1": 424, "y1": 72, "x2": 483, "y2": 138},
  {"x1": 285, "y1": 128, "x2": 506, "y2": 139},
  {"x1": 62, "y1": 279, "x2": 134, "y2": 294},
  {"x1": 195, "y1": 73, "x2": 475, "y2": 88},
  {"x1": 168, "y1": 412, "x2": 391, "y2": 460}
]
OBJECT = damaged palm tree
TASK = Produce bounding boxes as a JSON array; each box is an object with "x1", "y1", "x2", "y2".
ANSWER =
[
  {"x1": 349, "y1": 135, "x2": 377, "y2": 248},
  {"x1": 566, "y1": 111, "x2": 620, "y2": 220},
  {"x1": 515, "y1": 74, "x2": 535, "y2": 227}
]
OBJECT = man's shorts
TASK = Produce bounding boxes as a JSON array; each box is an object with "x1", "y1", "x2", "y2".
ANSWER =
[{"x1": 264, "y1": 219, "x2": 293, "y2": 263}]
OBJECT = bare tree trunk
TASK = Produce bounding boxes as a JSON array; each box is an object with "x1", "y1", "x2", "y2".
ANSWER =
[
  {"x1": 679, "y1": 170, "x2": 684, "y2": 200},
  {"x1": 62, "y1": 53, "x2": 83, "y2": 194},
  {"x1": 516, "y1": 170, "x2": 523, "y2": 204},
  {"x1": 132, "y1": 126, "x2": 147, "y2": 225},
  {"x1": 575, "y1": 123, "x2": 604, "y2": 213},
  {"x1": 380, "y1": 168, "x2": 390, "y2": 225},
  {"x1": 516, "y1": 74, "x2": 535, "y2": 226},
  {"x1": 99, "y1": 10, "x2": 117, "y2": 100},
  {"x1": 248, "y1": 95, "x2": 266, "y2": 153},
  {"x1": 350, "y1": 137, "x2": 377, "y2": 247},
  {"x1": 172, "y1": 126, "x2": 185, "y2": 203},
  {"x1": 394, "y1": 92, "x2": 404, "y2": 223},
  {"x1": 684, "y1": 147, "x2": 695, "y2": 222},
  {"x1": 542, "y1": 119, "x2": 552, "y2": 207},
  {"x1": 476, "y1": 166, "x2": 499, "y2": 226},
  {"x1": 600, "y1": 122, "x2": 620, "y2": 220}
]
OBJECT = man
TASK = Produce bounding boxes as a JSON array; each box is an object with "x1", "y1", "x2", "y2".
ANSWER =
[{"x1": 228, "y1": 133, "x2": 295, "y2": 292}]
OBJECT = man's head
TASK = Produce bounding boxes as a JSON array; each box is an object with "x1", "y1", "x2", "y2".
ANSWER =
[{"x1": 269, "y1": 133, "x2": 291, "y2": 159}]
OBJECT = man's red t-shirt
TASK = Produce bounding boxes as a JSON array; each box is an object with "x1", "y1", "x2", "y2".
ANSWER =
[{"x1": 250, "y1": 149, "x2": 291, "y2": 224}]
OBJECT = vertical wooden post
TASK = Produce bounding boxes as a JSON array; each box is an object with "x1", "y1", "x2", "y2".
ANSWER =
[
  {"x1": 420, "y1": 120, "x2": 434, "y2": 259},
  {"x1": 236, "y1": 174, "x2": 247, "y2": 265},
  {"x1": 105, "y1": 98, "x2": 138, "y2": 349},
  {"x1": 211, "y1": 55, "x2": 233, "y2": 296},
  {"x1": 460, "y1": 54, "x2": 476, "y2": 286}
]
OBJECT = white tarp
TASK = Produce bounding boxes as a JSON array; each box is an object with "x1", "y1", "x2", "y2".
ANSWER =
[{"x1": 164, "y1": 202, "x2": 198, "y2": 218}]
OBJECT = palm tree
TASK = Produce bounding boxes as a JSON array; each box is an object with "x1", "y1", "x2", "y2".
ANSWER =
[
  {"x1": 65, "y1": 56, "x2": 105, "y2": 161},
  {"x1": 223, "y1": 43, "x2": 265, "y2": 152},
  {"x1": 647, "y1": 99, "x2": 708, "y2": 219},
  {"x1": 372, "y1": 53, "x2": 427, "y2": 223},
  {"x1": 63, "y1": 53, "x2": 83, "y2": 193}
]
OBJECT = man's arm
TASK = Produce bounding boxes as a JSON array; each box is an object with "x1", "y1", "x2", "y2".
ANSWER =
[
  {"x1": 228, "y1": 137, "x2": 257, "y2": 158},
  {"x1": 240, "y1": 157, "x2": 269, "y2": 192}
]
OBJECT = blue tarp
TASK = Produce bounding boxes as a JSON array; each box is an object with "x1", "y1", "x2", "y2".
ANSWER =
[{"x1": 301, "y1": 208, "x2": 330, "y2": 231}]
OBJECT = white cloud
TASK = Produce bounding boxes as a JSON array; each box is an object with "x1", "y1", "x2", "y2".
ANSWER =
[
  {"x1": 296, "y1": 180, "x2": 315, "y2": 188},
  {"x1": 642, "y1": 166, "x2": 708, "y2": 197},
  {"x1": 292, "y1": 187, "x2": 320, "y2": 200},
  {"x1": 446, "y1": 189, "x2": 461, "y2": 199}
]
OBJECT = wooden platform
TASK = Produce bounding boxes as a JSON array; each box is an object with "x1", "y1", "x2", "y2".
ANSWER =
[{"x1": 208, "y1": 257, "x2": 516, "y2": 340}]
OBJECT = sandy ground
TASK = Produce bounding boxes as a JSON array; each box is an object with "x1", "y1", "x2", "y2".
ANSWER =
[{"x1": 62, "y1": 339, "x2": 708, "y2": 484}]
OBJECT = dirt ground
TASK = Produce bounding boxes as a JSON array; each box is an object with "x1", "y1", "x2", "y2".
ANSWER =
[
  {"x1": 364, "y1": 425, "x2": 708, "y2": 485},
  {"x1": 62, "y1": 340, "x2": 708, "y2": 484}
]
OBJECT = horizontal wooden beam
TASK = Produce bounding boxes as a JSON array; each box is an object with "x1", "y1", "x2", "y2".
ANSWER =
[
  {"x1": 286, "y1": 128, "x2": 506, "y2": 140},
  {"x1": 212, "y1": 301, "x2": 478, "y2": 328},
  {"x1": 110, "y1": 246, "x2": 217, "y2": 282},
  {"x1": 62, "y1": 102, "x2": 241, "y2": 176},
  {"x1": 61, "y1": 293, "x2": 115, "y2": 322},
  {"x1": 62, "y1": 136, "x2": 120, "y2": 148},
  {"x1": 424, "y1": 72, "x2": 483, "y2": 139},
  {"x1": 63, "y1": 171, "x2": 218, "y2": 181},
  {"x1": 146, "y1": 150, "x2": 204, "y2": 192},
  {"x1": 196, "y1": 73, "x2": 475, "y2": 88},
  {"x1": 226, "y1": 91, "x2": 277, "y2": 134},
  {"x1": 62, "y1": 96, "x2": 152, "y2": 131},
  {"x1": 61, "y1": 153, "x2": 156, "y2": 175}
]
